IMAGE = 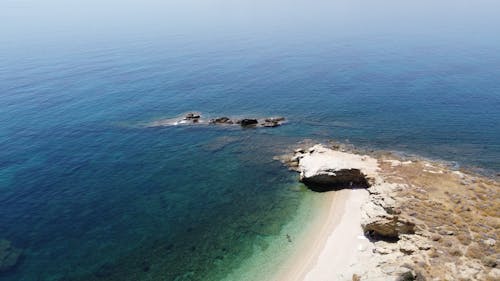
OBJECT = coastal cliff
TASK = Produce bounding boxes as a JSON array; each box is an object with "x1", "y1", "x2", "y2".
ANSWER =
[{"x1": 282, "y1": 143, "x2": 499, "y2": 281}]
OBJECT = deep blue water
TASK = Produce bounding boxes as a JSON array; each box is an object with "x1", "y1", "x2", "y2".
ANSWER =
[{"x1": 1, "y1": 0, "x2": 500, "y2": 280}]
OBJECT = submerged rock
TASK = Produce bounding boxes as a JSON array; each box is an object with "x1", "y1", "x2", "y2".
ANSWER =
[{"x1": 0, "y1": 239, "x2": 22, "y2": 273}]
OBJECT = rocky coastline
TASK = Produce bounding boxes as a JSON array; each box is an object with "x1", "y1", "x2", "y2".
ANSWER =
[{"x1": 281, "y1": 143, "x2": 499, "y2": 281}]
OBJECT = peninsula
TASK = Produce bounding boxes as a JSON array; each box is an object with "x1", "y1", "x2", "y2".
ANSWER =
[{"x1": 277, "y1": 143, "x2": 499, "y2": 281}]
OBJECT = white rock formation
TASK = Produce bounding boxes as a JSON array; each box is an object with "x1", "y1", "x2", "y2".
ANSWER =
[{"x1": 291, "y1": 144, "x2": 378, "y2": 192}]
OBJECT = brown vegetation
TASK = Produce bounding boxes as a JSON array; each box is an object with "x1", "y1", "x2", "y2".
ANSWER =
[{"x1": 377, "y1": 155, "x2": 500, "y2": 280}]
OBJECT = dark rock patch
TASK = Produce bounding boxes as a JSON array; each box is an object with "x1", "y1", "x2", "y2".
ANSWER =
[
  {"x1": 301, "y1": 168, "x2": 370, "y2": 192},
  {"x1": 184, "y1": 113, "x2": 200, "y2": 120},
  {"x1": 239, "y1": 119, "x2": 259, "y2": 127},
  {"x1": 209, "y1": 117, "x2": 233, "y2": 124}
]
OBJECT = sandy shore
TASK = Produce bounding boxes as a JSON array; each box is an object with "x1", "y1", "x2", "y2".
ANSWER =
[
  {"x1": 276, "y1": 143, "x2": 500, "y2": 281},
  {"x1": 275, "y1": 188, "x2": 370, "y2": 281}
]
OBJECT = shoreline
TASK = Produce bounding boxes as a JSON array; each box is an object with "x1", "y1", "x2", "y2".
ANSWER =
[
  {"x1": 218, "y1": 183, "x2": 338, "y2": 281},
  {"x1": 303, "y1": 189, "x2": 370, "y2": 281},
  {"x1": 275, "y1": 189, "x2": 369, "y2": 281},
  {"x1": 273, "y1": 143, "x2": 499, "y2": 281},
  {"x1": 274, "y1": 190, "x2": 347, "y2": 281}
]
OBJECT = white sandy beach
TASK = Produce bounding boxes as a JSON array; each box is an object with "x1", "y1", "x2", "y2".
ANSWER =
[
  {"x1": 274, "y1": 145, "x2": 381, "y2": 281},
  {"x1": 276, "y1": 188, "x2": 371, "y2": 281}
]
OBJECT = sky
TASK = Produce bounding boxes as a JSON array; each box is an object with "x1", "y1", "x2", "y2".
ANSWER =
[{"x1": 1, "y1": 0, "x2": 499, "y2": 55}]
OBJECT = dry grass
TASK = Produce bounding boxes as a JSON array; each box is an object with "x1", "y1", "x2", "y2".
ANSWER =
[
  {"x1": 377, "y1": 155, "x2": 500, "y2": 279},
  {"x1": 447, "y1": 247, "x2": 462, "y2": 257}
]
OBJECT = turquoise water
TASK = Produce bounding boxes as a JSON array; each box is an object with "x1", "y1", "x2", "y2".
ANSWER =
[{"x1": 1, "y1": 0, "x2": 500, "y2": 280}]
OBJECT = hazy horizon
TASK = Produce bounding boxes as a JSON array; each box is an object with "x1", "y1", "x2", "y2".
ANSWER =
[{"x1": 2, "y1": 0, "x2": 500, "y2": 53}]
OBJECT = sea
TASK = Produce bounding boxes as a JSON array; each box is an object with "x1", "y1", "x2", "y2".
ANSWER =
[{"x1": 1, "y1": 0, "x2": 499, "y2": 280}]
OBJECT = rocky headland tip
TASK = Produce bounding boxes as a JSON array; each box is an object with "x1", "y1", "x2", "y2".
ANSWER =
[{"x1": 278, "y1": 142, "x2": 499, "y2": 281}]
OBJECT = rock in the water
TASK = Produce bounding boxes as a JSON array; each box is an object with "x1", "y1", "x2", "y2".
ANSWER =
[
  {"x1": 262, "y1": 121, "x2": 281, "y2": 127},
  {"x1": 175, "y1": 112, "x2": 202, "y2": 124},
  {"x1": 149, "y1": 112, "x2": 286, "y2": 128},
  {"x1": 210, "y1": 117, "x2": 233, "y2": 124},
  {"x1": 261, "y1": 117, "x2": 285, "y2": 127},
  {"x1": 239, "y1": 119, "x2": 259, "y2": 127},
  {"x1": 0, "y1": 239, "x2": 21, "y2": 273},
  {"x1": 184, "y1": 113, "x2": 201, "y2": 120}
]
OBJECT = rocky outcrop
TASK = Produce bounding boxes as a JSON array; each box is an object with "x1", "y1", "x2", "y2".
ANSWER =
[
  {"x1": 0, "y1": 239, "x2": 21, "y2": 273},
  {"x1": 361, "y1": 184, "x2": 415, "y2": 239},
  {"x1": 209, "y1": 117, "x2": 233, "y2": 124},
  {"x1": 184, "y1": 112, "x2": 200, "y2": 120},
  {"x1": 288, "y1": 144, "x2": 415, "y2": 236},
  {"x1": 362, "y1": 213, "x2": 416, "y2": 239},
  {"x1": 262, "y1": 117, "x2": 285, "y2": 128},
  {"x1": 301, "y1": 168, "x2": 370, "y2": 191},
  {"x1": 211, "y1": 117, "x2": 283, "y2": 127},
  {"x1": 362, "y1": 208, "x2": 402, "y2": 239},
  {"x1": 178, "y1": 112, "x2": 202, "y2": 124},
  {"x1": 282, "y1": 142, "x2": 500, "y2": 280},
  {"x1": 147, "y1": 112, "x2": 285, "y2": 128},
  {"x1": 238, "y1": 119, "x2": 259, "y2": 127},
  {"x1": 288, "y1": 144, "x2": 378, "y2": 192}
]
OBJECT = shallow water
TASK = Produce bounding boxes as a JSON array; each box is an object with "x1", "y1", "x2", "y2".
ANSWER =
[{"x1": 1, "y1": 0, "x2": 500, "y2": 280}]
